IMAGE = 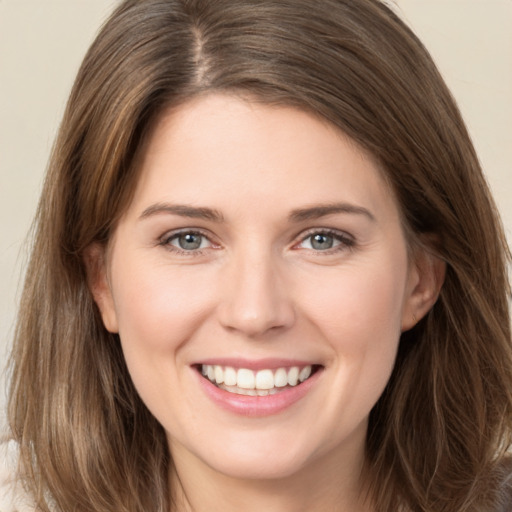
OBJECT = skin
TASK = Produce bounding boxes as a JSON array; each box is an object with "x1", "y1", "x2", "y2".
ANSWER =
[{"x1": 88, "y1": 94, "x2": 444, "y2": 512}]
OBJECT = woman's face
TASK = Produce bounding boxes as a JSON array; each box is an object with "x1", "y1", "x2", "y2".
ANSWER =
[{"x1": 91, "y1": 94, "x2": 436, "y2": 482}]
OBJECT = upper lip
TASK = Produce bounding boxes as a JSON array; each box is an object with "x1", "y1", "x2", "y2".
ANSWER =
[{"x1": 194, "y1": 358, "x2": 321, "y2": 371}]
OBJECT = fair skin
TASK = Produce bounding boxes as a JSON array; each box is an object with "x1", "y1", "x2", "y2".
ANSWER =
[{"x1": 87, "y1": 94, "x2": 443, "y2": 512}]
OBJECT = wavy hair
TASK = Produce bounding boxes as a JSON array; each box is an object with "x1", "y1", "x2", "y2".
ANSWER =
[{"x1": 8, "y1": 0, "x2": 512, "y2": 510}]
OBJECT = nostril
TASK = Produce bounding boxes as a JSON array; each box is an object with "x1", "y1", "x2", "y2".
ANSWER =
[{"x1": 216, "y1": 268, "x2": 296, "y2": 337}]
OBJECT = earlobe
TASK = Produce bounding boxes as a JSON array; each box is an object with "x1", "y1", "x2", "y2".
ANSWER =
[
  {"x1": 83, "y1": 243, "x2": 119, "y2": 333},
  {"x1": 401, "y1": 247, "x2": 446, "y2": 332}
]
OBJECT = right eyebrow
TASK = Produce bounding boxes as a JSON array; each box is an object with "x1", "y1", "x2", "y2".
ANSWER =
[
  {"x1": 139, "y1": 203, "x2": 225, "y2": 223},
  {"x1": 288, "y1": 202, "x2": 376, "y2": 223}
]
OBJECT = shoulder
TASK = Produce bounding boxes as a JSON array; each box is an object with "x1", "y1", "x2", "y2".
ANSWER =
[{"x1": 0, "y1": 440, "x2": 37, "y2": 512}]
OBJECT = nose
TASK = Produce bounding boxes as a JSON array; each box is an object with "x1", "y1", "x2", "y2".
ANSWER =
[{"x1": 217, "y1": 248, "x2": 295, "y2": 338}]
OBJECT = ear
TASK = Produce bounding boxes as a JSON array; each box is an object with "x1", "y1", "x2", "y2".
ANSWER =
[
  {"x1": 401, "y1": 245, "x2": 446, "y2": 332},
  {"x1": 83, "y1": 243, "x2": 119, "y2": 333}
]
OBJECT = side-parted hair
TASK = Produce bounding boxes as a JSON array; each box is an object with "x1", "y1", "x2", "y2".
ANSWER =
[{"x1": 8, "y1": 1, "x2": 512, "y2": 510}]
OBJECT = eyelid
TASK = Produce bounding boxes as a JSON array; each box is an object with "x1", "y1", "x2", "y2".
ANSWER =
[
  {"x1": 157, "y1": 226, "x2": 355, "y2": 256},
  {"x1": 159, "y1": 228, "x2": 219, "y2": 254},
  {"x1": 292, "y1": 227, "x2": 355, "y2": 252}
]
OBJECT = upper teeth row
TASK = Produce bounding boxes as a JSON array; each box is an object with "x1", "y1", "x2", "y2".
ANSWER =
[{"x1": 201, "y1": 365, "x2": 313, "y2": 390}]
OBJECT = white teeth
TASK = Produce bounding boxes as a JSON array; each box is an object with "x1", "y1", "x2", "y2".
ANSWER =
[
  {"x1": 287, "y1": 367, "x2": 299, "y2": 386},
  {"x1": 218, "y1": 384, "x2": 281, "y2": 396},
  {"x1": 224, "y1": 367, "x2": 237, "y2": 386},
  {"x1": 299, "y1": 366, "x2": 312, "y2": 382},
  {"x1": 201, "y1": 364, "x2": 315, "y2": 392},
  {"x1": 214, "y1": 365, "x2": 224, "y2": 384},
  {"x1": 255, "y1": 369, "x2": 274, "y2": 390},
  {"x1": 237, "y1": 368, "x2": 255, "y2": 389},
  {"x1": 274, "y1": 368, "x2": 288, "y2": 388}
]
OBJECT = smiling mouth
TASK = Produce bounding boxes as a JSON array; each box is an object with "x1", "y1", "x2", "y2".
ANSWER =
[{"x1": 197, "y1": 364, "x2": 322, "y2": 397}]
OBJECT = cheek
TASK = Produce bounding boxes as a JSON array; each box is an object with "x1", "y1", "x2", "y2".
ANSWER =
[
  {"x1": 296, "y1": 255, "x2": 407, "y2": 410},
  {"x1": 108, "y1": 258, "x2": 218, "y2": 402},
  {"x1": 108, "y1": 258, "x2": 219, "y2": 428},
  {"x1": 112, "y1": 260, "x2": 213, "y2": 348},
  {"x1": 301, "y1": 260, "x2": 407, "y2": 345}
]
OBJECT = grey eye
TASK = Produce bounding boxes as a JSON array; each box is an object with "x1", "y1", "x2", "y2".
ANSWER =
[
  {"x1": 310, "y1": 233, "x2": 335, "y2": 250},
  {"x1": 173, "y1": 232, "x2": 205, "y2": 250},
  {"x1": 297, "y1": 231, "x2": 350, "y2": 252}
]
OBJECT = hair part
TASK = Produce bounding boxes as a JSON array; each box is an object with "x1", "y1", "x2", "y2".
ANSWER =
[{"x1": 8, "y1": 1, "x2": 512, "y2": 511}]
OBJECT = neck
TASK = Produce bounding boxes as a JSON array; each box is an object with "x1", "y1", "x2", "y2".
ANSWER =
[{"x1": 168, "y1": 435, "x2": 374, "y2": 512}]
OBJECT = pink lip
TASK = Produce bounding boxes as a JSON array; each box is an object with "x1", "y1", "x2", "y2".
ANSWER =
[
  {"x1": 195, "y1": 358, "x2": 316, "y2": 371},
  {"x1": 194, "y1": 366, "x2": 323, "y2": 417}
]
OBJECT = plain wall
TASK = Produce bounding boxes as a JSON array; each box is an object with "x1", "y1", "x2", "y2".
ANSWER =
[{"x1": 1, "y1": 0, "x2": 511, "y2": 427}]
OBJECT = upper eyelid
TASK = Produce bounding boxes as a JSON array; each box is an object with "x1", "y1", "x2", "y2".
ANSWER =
[
  {"x1": 157, "y1": 226, "x2": 354, "y2": 248},
  {"x1": 158, "y1": 229, "x2": 217, "y2": 252},
  {"x1": 291, "y1": 228, "x2": 356, "y2": 253},
  {"x1": 159, "y1": 230, "x2": 218, "y2": 257},
  {"x1": 295, "y1": 227, "x2": 354, "y2": 242},
  {"x1": 161, "y1": 227, "x2": 213, "y2": 242}
]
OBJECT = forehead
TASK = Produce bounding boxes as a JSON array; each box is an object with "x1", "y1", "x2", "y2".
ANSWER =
[{"x1": 124, "y1": 93, "x2": 400, "y2": 225}]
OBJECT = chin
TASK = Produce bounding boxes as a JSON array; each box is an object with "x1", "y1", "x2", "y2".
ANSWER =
[
  {"x1": 178, "y1": 421, "x2": 341, "y2": 483},
  {"x1": 206, "y1": 449, "x2": 312, "y2": 481}
]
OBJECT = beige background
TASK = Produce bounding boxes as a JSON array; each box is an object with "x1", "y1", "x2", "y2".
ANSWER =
[{"x1": 1, "y1": 0, "x2": 511, "y2": 427}]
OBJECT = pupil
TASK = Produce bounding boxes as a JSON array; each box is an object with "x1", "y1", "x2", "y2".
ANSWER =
[
  {"x1": 311, "y1": 234, "x2": 333, "y2": 250},
  {"x1": 179, "y1": 233, "x2": 202, "y2": 250}
]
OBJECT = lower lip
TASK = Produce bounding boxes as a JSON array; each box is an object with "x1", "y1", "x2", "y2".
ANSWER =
[{"x1": 195, "y1": 368, "x2": 322, "y2": 417}]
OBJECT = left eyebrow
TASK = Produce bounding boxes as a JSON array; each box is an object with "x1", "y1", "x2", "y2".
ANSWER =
[
  {"x1": 288, "y1": 203, "x2": 376, "y2": 223},
  {"x1": 139, "y1": 203, "x2": 225, "y2": 223}
]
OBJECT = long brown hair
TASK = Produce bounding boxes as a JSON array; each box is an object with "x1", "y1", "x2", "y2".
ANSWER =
[{"x1": 8, "y1": 1, "x2": 512, "y2": 510}]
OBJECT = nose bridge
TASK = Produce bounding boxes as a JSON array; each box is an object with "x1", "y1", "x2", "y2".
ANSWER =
[{"x1": 218, "y1": 242, "x2": 295, "y2": 337}]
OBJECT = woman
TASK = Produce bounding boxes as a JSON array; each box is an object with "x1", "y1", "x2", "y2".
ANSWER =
[{"x1": 6, "y1": 0, "x2": 512, "y2": 510}]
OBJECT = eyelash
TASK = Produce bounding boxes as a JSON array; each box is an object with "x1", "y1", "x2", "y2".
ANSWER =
[
  {"x1": 159, "y1": 229, "x2": 216, "y2": 256},
  {"x1": 158, "y1": 228, "x2": 355, "y2": 256},
  {"x1": 294, "y1": 228, "x2": 355, "y2": 254}
]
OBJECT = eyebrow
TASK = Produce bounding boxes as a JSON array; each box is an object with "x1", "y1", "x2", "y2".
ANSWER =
[
  {"x1": 139, "y1": 201, "x2": 375, "y2": 224},
  {"x1": 139, "y1": 203, "x2": 225, "y2": 222},
  {"x1": 288, "y1": 203, "x2": 376, "y2": 223}
]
